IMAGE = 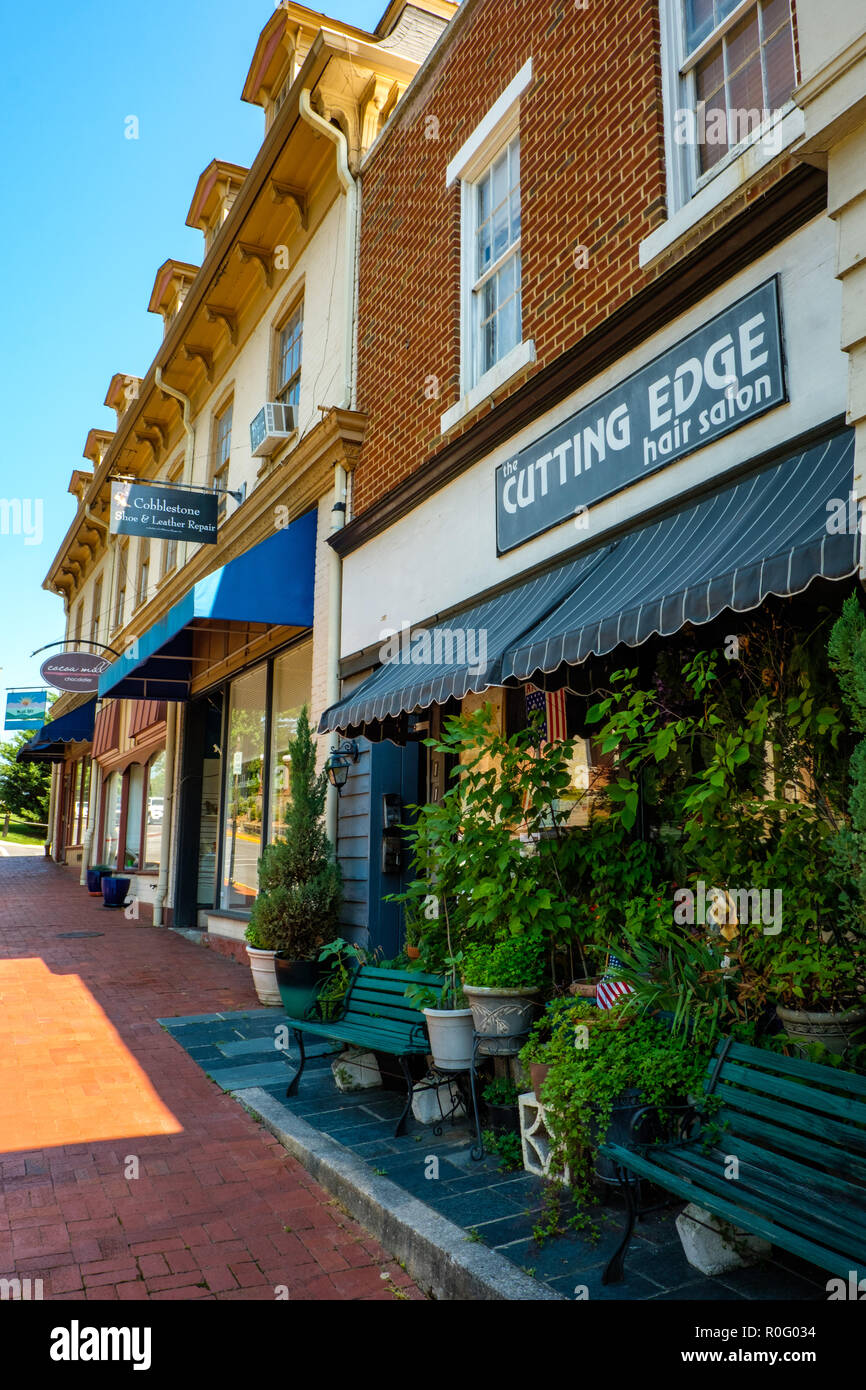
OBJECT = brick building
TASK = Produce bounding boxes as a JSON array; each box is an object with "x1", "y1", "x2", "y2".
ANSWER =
[{"x1": 321, "y1": 0, "x2": 863, "y2": 954}]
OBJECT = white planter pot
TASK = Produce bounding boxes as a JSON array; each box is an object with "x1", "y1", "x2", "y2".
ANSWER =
[
  {"x1": 422, "y1": 1007, "x2": 475, "y2": 1070},
  {"x1": 246, "y1": 945, "x2": 281, "y2": 1006}
]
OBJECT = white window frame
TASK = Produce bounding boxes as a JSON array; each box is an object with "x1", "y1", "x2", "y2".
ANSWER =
[
  {"x1": 646, "y1": 0, "x2": 802, "y2": 266},
  {"x1": 442, "y1": 58, "x2": 535, "y2": 436}
]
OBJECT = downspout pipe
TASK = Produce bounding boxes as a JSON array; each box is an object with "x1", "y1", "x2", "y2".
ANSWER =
[
  {"x1": 152, "y1": 702, "x2": 177, "y2": 927},
  {"x1": 298, "y1": 88, "x2": 359, "y2": 848},
  {"x1": 150, "y1": 369, "x2": 190, "y2": 926},
  {"x1": 298, "y1": 88, "x2": 358, "y2": 409},
  {"x1": 79, "y1": 503, "x2": 108, "y2": 889},
  {"x1": 325, "y1": 465, "x2": 348, "y2": 846},
  {"x1": 154, "y1": 367, "x2": 196, "y2": 568}
]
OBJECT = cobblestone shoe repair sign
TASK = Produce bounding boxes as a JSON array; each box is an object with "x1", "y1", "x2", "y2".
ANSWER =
[
  {"x1": 495, "y1": 277, "x2": 786, "y2": 554},
  {"x1": 110, "y1": 483, "x2": 219, "y2": 544}
]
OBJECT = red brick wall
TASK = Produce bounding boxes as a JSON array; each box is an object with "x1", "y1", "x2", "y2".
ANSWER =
[{"x1": 353, "y1": 0, "x2": 800, "y2": 517}]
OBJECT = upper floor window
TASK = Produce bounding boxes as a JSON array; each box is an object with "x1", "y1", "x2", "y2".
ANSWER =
[
  {"x1": 113, "y1": 578, "x2": 126, "y2": 631},
  {"x1": 213, "y1": 401, "x2": 233, "y2": 524},
  {"x1": 674, "y1": 0, "x2": 796, "y2": 180},
  {"x1": 90, "y1": 577, "x2": 102, "y2": 647},
  {"x1": 161, "y1": 465, "x2": 182, "y2": 577},
  {"x1": 442, "y1": 58, "x2": 534, "y2": 435},
  {"x1": 471, "y1": 134, "x2": 522, "y2": 383},
  {"x1": 276, "y1": 305, "x2": 303, "y2": 410},
  {"x1": 137, "y1": 543, "x2": 150, "y2": 608}
]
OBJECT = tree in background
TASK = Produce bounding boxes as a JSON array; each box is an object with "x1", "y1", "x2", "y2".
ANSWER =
[{"x1": 0, "y1": 732, "x2": 51, "y2": 822}]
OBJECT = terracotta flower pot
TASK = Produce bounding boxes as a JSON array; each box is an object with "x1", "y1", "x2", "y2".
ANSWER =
[
  {"x1": 406, "y1": 945, "x2": 421, "y2": 960},
  {"x1": 530, "y1": 1061, "x2": 550, "y2": 1098}
]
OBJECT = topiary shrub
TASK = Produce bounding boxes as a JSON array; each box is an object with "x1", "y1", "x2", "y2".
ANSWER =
[{"x1": 245, "y1": 706, "x2": 342, "y2": 955}]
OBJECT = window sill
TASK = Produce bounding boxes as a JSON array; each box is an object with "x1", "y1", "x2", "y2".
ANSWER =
[
  {"x1": 440, "y1": 339, "x2": 536, "y2": 435},
  {"x1": 639, "y1": 104, "x2": 805, "y2": 270}
]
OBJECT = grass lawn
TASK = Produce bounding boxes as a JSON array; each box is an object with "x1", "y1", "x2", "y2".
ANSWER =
[{"x1": 0, "y1": 819, "x2": 48, "y2": 845}]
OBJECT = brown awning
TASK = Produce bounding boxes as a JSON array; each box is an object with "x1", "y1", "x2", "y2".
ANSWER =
[
  {"x1": 92, "y1": 702, "x2": 121, "y2": 759},
  {"x1": 128, "y1": 700, "x2": 167, "y2": 739}
]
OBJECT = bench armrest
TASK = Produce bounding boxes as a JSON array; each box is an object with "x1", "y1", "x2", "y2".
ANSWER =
[
  {"x1": 625, "y1": 1102, "x2": 701, "y2": 1149},
  {"x1": 410, "y1": 1020, "x2": 430, "y2": 1050}
]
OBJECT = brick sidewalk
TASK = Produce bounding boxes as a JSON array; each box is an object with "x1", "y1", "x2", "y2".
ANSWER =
[{"x1": 0, "y1": 855, "x2": 423, "y2": 1301}]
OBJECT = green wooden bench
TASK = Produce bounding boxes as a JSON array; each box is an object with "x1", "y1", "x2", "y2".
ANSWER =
[
  {"x1": 280, "y1": 963, "x2": 445, "y2": 1136},
  {"x1": 600, "y1": 1036, "x2": 866, "y2": 1286}
]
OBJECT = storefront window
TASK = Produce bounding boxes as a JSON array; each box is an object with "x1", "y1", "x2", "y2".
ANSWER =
[
  {"x1": 125, "y1": 764, "x2": 145, "y2": 870},
  {"x1": 144, "y1": 751, "x2": 166, "y2": 871},
  {"x1": 268, "y1": 643, "x2": 313, "y2": 841},
  {"x1": 220, "y1": 665, "x2": 267, "y2": 910},
  {"x1": 102, "y1": 772, "x2": 122, "y2": 867},
  {"x1": 78, "y1": 759, "x2": 91, "y2": 843}
]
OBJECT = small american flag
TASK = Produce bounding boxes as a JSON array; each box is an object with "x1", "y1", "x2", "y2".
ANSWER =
[
  {"x1": 596, "y1": 953, "x2": 636, "y2": 1010},
  {"x1": 524, "y1": 684, "x2": 568, "y2": 745}
]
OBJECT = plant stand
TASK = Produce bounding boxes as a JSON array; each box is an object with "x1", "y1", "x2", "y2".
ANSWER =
[
  {"x1": 469, "y1": 1028, "x2": 530, "y2": 1161},
  {"x1": 411, "y1": 1066, "x2": 469, "y2": 1128}
]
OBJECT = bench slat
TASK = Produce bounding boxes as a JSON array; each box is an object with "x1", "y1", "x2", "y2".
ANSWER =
[
  {"x1": 282, "y1": 1017, "x2": 429, "y2": 1052},
  {"x1": 720, "y1": 1059, "x2": 866, "y2": 1125},
  {"x1": 600, "y1": 1142, "x2": 865, "y2": 1280},
  {"x1": 722, "y1": 1110, "x2": 866, "y2": 1188},
  {"x1": 708, "y1": 1132, "x2": 866, "y2": 1214},
  {"x1": 727, "y1": 1040, "x2": 866, "y2": 1098},
  {"x1": 663, "y1": 1146, "x2": 866, "y2": 1252},
  {"x1": 715, "y1": 1080, "x2": 866, "y2": 1156}
]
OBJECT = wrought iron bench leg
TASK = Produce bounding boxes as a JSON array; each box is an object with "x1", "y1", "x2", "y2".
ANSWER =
[
  {"x1": 394, "y1": 1056, "x2": 415, "y2": 1137},
  {"x1": 285, "y1": 1029, "x2": 307, "y2": 1097},
  {"x1": 602, "y1": 1166, "x2": 638, "y2": 1285}
]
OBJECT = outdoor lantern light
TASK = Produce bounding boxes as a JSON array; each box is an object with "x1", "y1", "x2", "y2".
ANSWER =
[{"x1": 325, "y1": 739, "x2": 359, "y2": 792}]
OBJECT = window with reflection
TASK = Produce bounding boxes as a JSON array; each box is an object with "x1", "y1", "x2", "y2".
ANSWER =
[
  {"x1": 102, "y1": 772, "x2": 122, "y2": 867},
  {"x1": 268, "y1": 642, "x2": 313, "y2": 842},
  {"x1": 124, "y1": 764, "x2": 145, "y2": 869},
  {"x1": 220, "y1": 665, "x2": 267, "y2": 910},
  {"x1": 144, "y1": 751, "x2": 166, "y2": 871}
]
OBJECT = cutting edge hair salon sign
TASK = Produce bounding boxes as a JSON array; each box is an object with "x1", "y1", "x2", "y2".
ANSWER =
[{"x1": 495, "y1": 278, "x2": 787, "y2": 554}]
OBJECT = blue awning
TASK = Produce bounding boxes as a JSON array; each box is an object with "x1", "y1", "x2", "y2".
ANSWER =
[
  {"x1": 99, "y1": 510, "x2": 317, "y2": 701},
  {"x1": 16, "y1": 699, "x2": 96, "y2": 762}
]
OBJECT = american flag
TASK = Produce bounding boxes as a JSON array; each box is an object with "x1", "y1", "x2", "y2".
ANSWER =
[
  {"x1": 596, "y1": 953, "x2": 636, "y2": 1010},
  {"x1": 524, "y1": 684, "x2": 568, "y2": 745}
]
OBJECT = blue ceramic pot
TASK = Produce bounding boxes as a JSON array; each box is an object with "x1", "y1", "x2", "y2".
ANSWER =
[{"x1": 102, "y1": 876, "x2": 131, "y2": 908}]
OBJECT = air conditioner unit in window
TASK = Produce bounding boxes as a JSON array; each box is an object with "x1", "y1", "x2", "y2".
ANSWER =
[{"x1": 250, "y1": 402, "x2": 297, "y2": 457}]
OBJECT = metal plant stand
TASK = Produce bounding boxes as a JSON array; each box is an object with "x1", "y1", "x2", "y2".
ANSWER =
[{"x1": 468, "y1": 1028, "x2": 531, "y2": 1161}]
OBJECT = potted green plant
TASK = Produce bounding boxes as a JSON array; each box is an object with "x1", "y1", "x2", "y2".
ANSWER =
[
  {"x1": 540, "y1": 1004, "x2": 711, "y2": 1209},
  {"x1": 315, "y1": 937, "x2": 365, "y2": 1020},
  {"x1": 405, "y1": 947, "x2": 474, "y2": 1070},
  {"x1": 245, "y1": 707, "x2": 342, "y2": 1008},
  {"x1": 481, "y1": 1075, "x2": 522, "y2": 1136},
  {"x1": 461, "y1": 934, "x2": 545, "y2": 1051}
]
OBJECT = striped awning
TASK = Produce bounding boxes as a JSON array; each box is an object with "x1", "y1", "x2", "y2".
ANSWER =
[
  {"x1": 503, "y1": 429, "x2": 857, "y2": 681},
  {"x1": 320, "y1": 428, "x2": 857, "y2": 735},
  {"x1": 318, "y1": 548, "x2": 612, "y2": 735}
]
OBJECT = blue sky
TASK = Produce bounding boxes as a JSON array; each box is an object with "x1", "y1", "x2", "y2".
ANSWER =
[{"x1": 0, "y1": 0, "x2": 385, "y2": 729}]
